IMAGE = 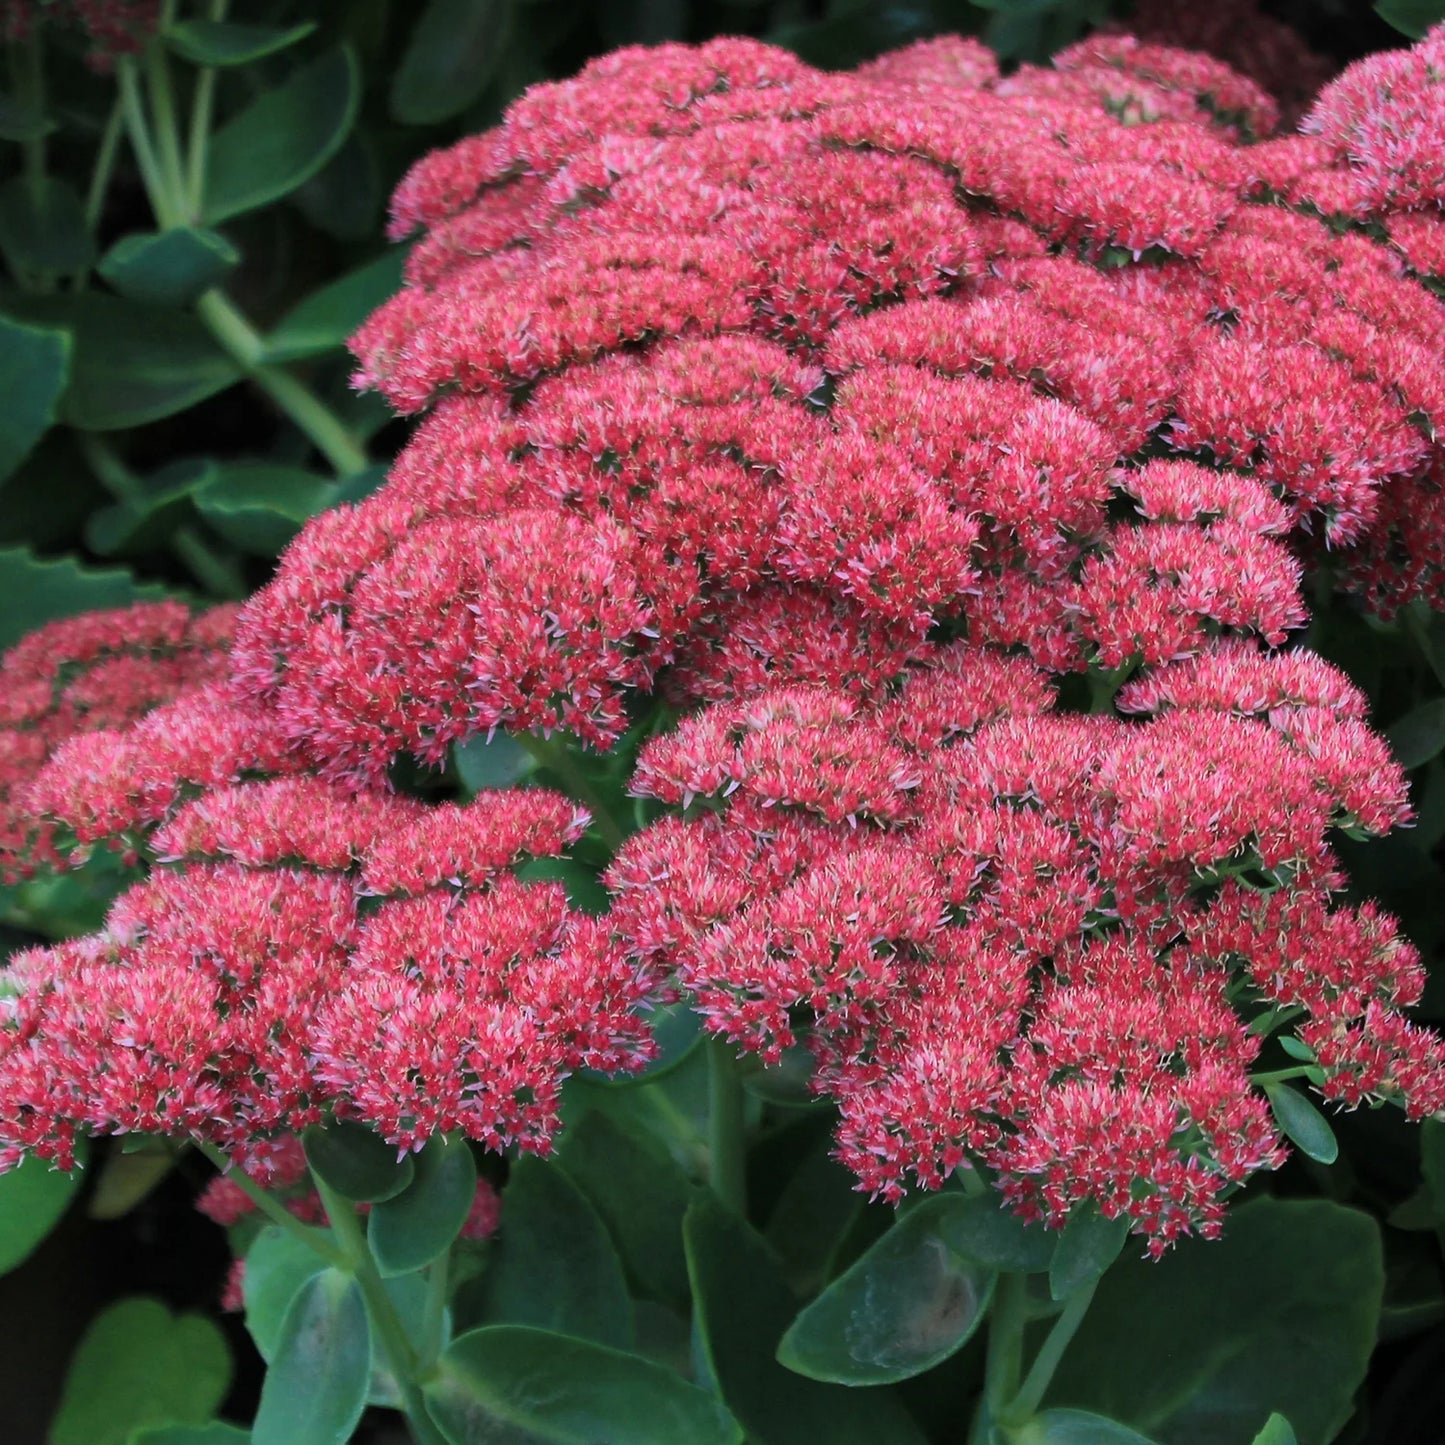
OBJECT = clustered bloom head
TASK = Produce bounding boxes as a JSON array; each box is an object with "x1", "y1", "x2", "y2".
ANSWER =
[
  {"x1": 0, "y1": 778, "x2": 659, "y2": 1170},
  {"x1": 0, "y1": 601, "x2": 235, "y2": 878},
  {"x1": 3, "y1": 25, "x2": 1444, "y2": 1258},
  {"x1": 609, "y1": 643, "x2": 1430, "y2": 1253},
  {"x1": 3, "y1": 0, "x2": 159, "y2": 65}
]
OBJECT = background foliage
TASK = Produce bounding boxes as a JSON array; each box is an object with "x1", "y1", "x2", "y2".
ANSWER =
[{"x1": 4, "y1": 1, "x2": 1445, "y2": 1442}]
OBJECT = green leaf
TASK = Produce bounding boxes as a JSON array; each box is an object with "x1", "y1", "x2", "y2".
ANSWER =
[
  {"x1": 1251, "y1": 1415, "x2": 1298, "y2": 1445},
  {"x1": 1048, "y1": 1198, "x2": 1384, "y2": 1445},
  {"x1": 1277, "y1": 1036, "x2": 1315, "y2": 1063},
  {"x1": 303, "y1": 1121, "x2": 414, "y2": 1203},
  {"x1": 0, "y1": 175, "x2": 93, "y2": 281},
  {"x1": 85, "y1": 458, "x2": 214, "y2": 558},
  {"x1": 252, "y1": 1269, "x2": 371, "y2": 1445},
  {"x1": 454, "y1": 731, "x2": 535, "y2": 793},
  {"x1": 1008, "y1": 1410, "x2": 1160, "y2": 1444},
  {"x1": 455, "y1": 1154, "x2": 633, "y2": 1347},
  {"x1": 0, "y1": 89, "x2": 56, "y2": 143},
  {"x1": 1388, "y1": 699, "x2": 1445, "y2": 769},
  {"x1": 5, "y1": 293, "x2": 237, "y2": 430},
  {"x1": 778, "y1": 1194, "x2": 995, "y2": 1384},
  {"x1": 166, "y1": 19, "x2": 318, "y2": 65},
  {"x1": 937, "y1": 1188, "x2": 1057, "y2": 1274},
  {"x1": 515, "y1": 856, "x2": 610, "y2": 913},
  {"x1": 685, "y1": 1194, "x2": 928, "y2": 1445},
  {"x1": 1265, "y1": 1084, "x2": 1339, "y2": 1165},
  {"x1": 88, "y1": 1139, "x2": 174, "y2": 1220},
  {"x1": 193, "y1": 465, "x2": 338, "y2": 555},
  {"x1": 242, "y1": 1225, "x2": 331, "y2": 1362},
  {"x1": 0, "y1": 547, "x2": 169, "y2": 652},
  {"x1": 49, "y1": 1297, "x2": 231, "y2": 1445},
  {"x1": 369, "y1": 1271, "x2": 440, "y2": 1407},
  {"x1": 1375, "y1": 0, "x2": 1445, "y2": 39},
  {"x1": 557, "y1": 1110, "x2": 696, "y2": 1310},
  {"x1": 0, "y1": 315, "x2": 68, "y2": 484},
  {"x1": 0, "y1": 1141, "x2": 86, "y2": 1275},
  {"x1": 391, "y1": 0, "x2": 511, "y2": 125},
  {"x1": 203, "y1": 47, "x2": 360, "y2": 224},
  {"x1": 128, "y1": 1428, "x2": 250, "y2": 1445},
  {"x1": 764, "y1": 1147, "x2": 865, "y2": 1295},
  {"x1": 1049, "y1": 1202, "x2": 1128, "y2": 1301},
  {"x1": 264, "y1": 250, "x2": 406, "y2": 362},
  {"x1": 583, "y1": 1001, "x2": 705, "y2": 1088},
  {"x1": 424, "y1": 1324, "x2": 742, "y2": 1445},
  {"x1": 293, "y1": 131, "x2": 383, "y2": 242},
  {"x1": 98, "y1": 229, "x2": 239, "y2": 307},
  {"x1": 368, "y1": 1135, "x2": 477, "y2": 1277}
]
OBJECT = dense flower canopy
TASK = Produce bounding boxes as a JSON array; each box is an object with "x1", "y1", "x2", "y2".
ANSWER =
[{"x1": 2, "y1": 25, "x2": 1444, "y2": 1254}]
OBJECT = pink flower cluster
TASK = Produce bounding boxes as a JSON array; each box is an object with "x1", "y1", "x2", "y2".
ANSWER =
[
  {"x1": 0, "y1": 779, "x2": 657, "y2": 1170},
  {"x1": 0, "y1": 602, "x2": 235, "y2": 878},
  {"x1": 610, "y1": 644, "x2": 1430, "y2": 1251}
]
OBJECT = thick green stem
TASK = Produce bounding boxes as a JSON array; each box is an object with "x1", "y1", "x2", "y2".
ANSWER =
[
  {"x1": 999, "y1": 1278, "x2": 1098, "y2": 1426},
  {"x1": 516, "y1": 734, "x2": 627, "y2": 850},
  {"x1": 706, "y1": 1038, "x2": 747, "y2": 1214},
  {"x1": 186, "y1": 0, "x2": 228, "y2": 211},
  {"x1": 195, "y1": 291, "x2": 370, "y2": 476},
  {"x1": 313, "y1": 1176, "x2": 448, "y2": 1445},
  {"x1": 194, "y1": 1140, "x2": 343, "y2": 1264},
  {"x1": 85, "y1": 94, "x2": 126, "y2": 232},
  {"x1": 1250, "y1": 1065, "x2": 1317, "y2": 1086},
  {"x1": 144, "y1": 2, "x2": 187, "y2": 220},
  {"x1": 118, "y1": 58, "x2": 177, "y2": 228},
  {"x1": 419, "y1": 1249, "x2": 450, "y2": 1371}
]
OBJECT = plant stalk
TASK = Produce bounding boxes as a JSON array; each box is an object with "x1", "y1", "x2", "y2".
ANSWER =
[
  {"x1": 194, "y1": 1139, "x2": 343, "y2": 1265},
  {"x1": 517, "y1": 734, "x2": 628, "y2": 850},
  {"x1": 999, "y1": 1277, "x2": 1098, "y2": 1426}
]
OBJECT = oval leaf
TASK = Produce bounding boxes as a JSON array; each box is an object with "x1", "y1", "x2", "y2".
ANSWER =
[
  {"x1": 424, "y1": 1325, "x2": 742, "y2": 1445},
  {"x1": 0, "y1": 1143, "x2": 86, "y2": 1275},
  {"x1": 303, "y1": 1121, "x2": 414, "y2": 1204},
  {"x1": 203, "y1": 47, "x2": 360, "y2": 224},
  {"x1": 1266, "y1": 1084, "x2": 1340, "y2": 1165},
  {"x1": 87, "y1": 1139, "x2": 173, "y2": 1221},
  {"x1": 0, "y1": 547, "x2": 169, "y2": 650},
  {"x1": 937, "y1": 1188, "x2": 1057, "y2": 1275},
  {"x1": 368, "y1": 1135, "x2": 477, "y2": 1277},
  {"x1": 264, "y1": 251, "x2": 406, "y2": 363},
  {"x1": 1388, "y1": 699, "x2": 1445, "y2": 770},
  {"x1": 1009, "y1": 1409, "x2": 1161, "y2": 1445},
  {"x1": 242, "y1": 1224, "x2": 332, "y2": 1362},
  {"x1": 456, "y1": 1154, "x2": 632, "y2": 1347},
  {"x1": 1049, "y1": 1202, "x2": 1129, "y2": 1301},
  {"x1": 391, "y1": 0, "x2": 510, "y2": 125},
  {"x1": 194, "y1": 465, "x2": 339, "y2": 555},
  {"x1": 778, "y1": 1194, "x2": 996, "y2": 1384},
  {"x1": 0, "y1": 175, "x2": 93, "y2": 281},
  {"x1": 252, "y1": 1269, "x2": 371, "y2": 1445},
  {"x1": 1251, "y1": 1415, "x2": 1299, "y2": 1445},
  {"x1": 166, "y1": 19, "x2": 318, "y2": 65},
  {"x1": 0, "y1": 315, "x2": 68, "y2": 485},
  {"x1": 50, "y1": 1297, "x2": 231, "y2": 1445},
  {"x1": 98, "y1": 228, "x2": 238, "y2": 307}
]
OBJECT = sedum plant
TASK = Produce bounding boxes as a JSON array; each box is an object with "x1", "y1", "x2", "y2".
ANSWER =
[{"x1": 4, "y1": 12, "x2": 1445, "y2": 1445}]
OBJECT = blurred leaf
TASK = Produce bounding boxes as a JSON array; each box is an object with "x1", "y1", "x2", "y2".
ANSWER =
[
  {"x1": 369, "y1": 1135, "x2": 477, "y2": 1277},
  {"x1": 88, "y1": 1139, "x2": 174, "y2": 1220},
  {"x1": 193, "y1": 465, "x2": 338, "y2": 555},
  {"x1": 778, "y1": 1194, "x2": 996, "y2": 1385},
  {"x1": 166, "y1": 19, "x2": 318, "y2": 65},
  {"x1": 581, "y1": 1001, "x2": 704, "y2": 1088},
  {"x1": 0, "y1": 546, "x2": 170, "y2": 652},
  {"x1": 242, "y1": 1225, "x2": 331, "y2": 1363},
  {"x1": 1049, "y1": 1202, "x2": 1127, "y2": 1301},
  {"x1": 1375, "y1": 0, "x2": 1445, "y2": 39},
  {"x1": 455, "y1": 1154, "x2": 633, "y2": 1347},
  {"x1": 203, "y1": 47, "x2": 360, "y2": 224},
  {"x1": 1250, "y1": 1417, "x2": 1298, "y2": 1445},
  {"x1": 1048, "y1": 1199, "x2": 1384, "y2": 1445},
  {"x1": 685, "y1": 1194, "x2": 928, "y2": 1445},
  {"x1": 453, "y1": 730, "x2": 534, "y2": 793},
  {"x1": 0, "y1": 315, "x2": 68, "y2": 484},
  {"x1": 293, "y1": 130, "x2": 383, "y2": 242},
  {"x1": 128, "y1": 1427, "x2": 250, "y2": 1445},
  {"x1": 0, "y1": 1140, "x2": 87, "y2": 1275},
  {"x1": 516, "y1": 855, "x2": 610, "y2": 913},
  {"x1": 424, "y1": 1325, "x2": 742, "y2": 1444},
  {"x1": 391, "y1": 0, "x2": 512, "y2": 125},
  {"x1": 937, "y1": 1188, "x2": 1057, "y2": 1274},
  {"x1": 764, "y1": 1147, "x2": 865, "y2": 1294},
  {"x1": 1265, "y1": 1084, "x2": 1339, "y2": 1165},
  {"x1": 0, "y1": 89, "x2": 56, "y2": 142},
  {"x1": 556, "y1": 1110, "x2": 697, "y2": 1310},
  {"x1": 85, "y1": 458, "x2": 215, "y2": 558},
  {"x1": 740, "y1": 1044, "x2": 825, "y2": 1107},
  {"x1": 49, "y1": 1297, "x2": 231, "y2": 1445},
  {"x1": 303, "y1": 1120, "x2": 414, "y2": 1204},
  {"x1": 252, "y1": 1270, "x2": 370, "y2": 1445},
  {"x1": 1388, "y1": 699, "x2": 1445, "y2": 769},
  {"x1": 6, "y1": 293, "x2": 237, "y2": 430},
  {"x1": 599, "y1": 0, "x2": 690, "y2": 45},
  {"x1": 0, "y1": 175, "x2": 93, "y2": 281},
  {"x1": 1009, "y1": 1411, "x2": 1160, "y2": 1445},
  {"x1": 264, "y1": 250, "x2": 406, "y2": 362},
  {"x1": 98, "y1": 229, "x2": 238, "y2": 307}
]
